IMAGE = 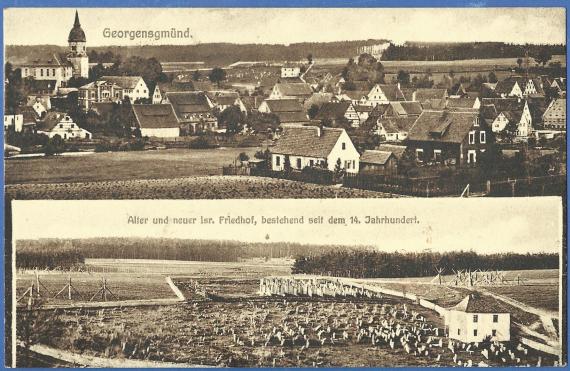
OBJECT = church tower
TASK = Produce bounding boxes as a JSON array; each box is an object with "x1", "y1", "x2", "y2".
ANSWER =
[{"x1": 67, "y1": 10, "x2": 89, "y2": 78}]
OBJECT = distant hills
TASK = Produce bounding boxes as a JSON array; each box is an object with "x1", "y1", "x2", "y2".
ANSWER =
[{"x1": 5, "y1": 39, "x2": 390, "y2": 67}]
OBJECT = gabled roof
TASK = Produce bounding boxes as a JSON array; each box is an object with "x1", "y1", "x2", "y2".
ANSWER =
[
  {"x1": 271, "y1": 126, "x2": 345, "y2": 157},
  {"x1": 38, "y1": 111, "x2": 68, "y2": 132},
  {"x1": 481, "y1": 98, "x2": 524, "y2": 113},
  {"x1": 131, "y1": 104, "x2": 179, "y2": 129},
  {"x1": 375, "y1": 84, "x2": 405, "y2": 101},
  {"x1": 408, "y1": 110, "x2": 478, "y2": 144},
  {"x1": 377, "y1": 144, "x2": 407, "y2": 159},
  {"x1": 315, "y1": 101, "x2": 353, "y2": 121},
  {"x1": 400, "y1": 88, "x2": 416, "y2": 102},
  {"x1": 389, "y1": 101, "x2": 422, "y2": 116},
  {"x1": 379, "y1": 116, "x2": 418, "y2": 134},
  {"x1": 21, "y1": 106, "x2": 38, "y2": 124},
  {"x1": 360, "y1": 150, "x2": 394, "y2": 165},
  {"x1": 100, "y1": 76, "x2": 143, "y2": 89},
  {"x1": 165, "y1": 92, "x2": 212, "y2": 116},
  {"x1": 494, "y1": 79, "x2": 519, "y2": 95},
  {"x1": 450, "y1": 293, "x2": 510, "y2": 314},
  {"x1": 447, "y1": 97, "x2": 478, "y2": 109},
  {"x1": 274, "y1": 111, "x2": 309, "y2": 123},
  {"x1": 274, "y1": 83, "x2": 313, "y2": 97},
  {"x1": 340, "y1": 90, "x2": 369, "y2": 100},
  {"x1": 414, "y1": 88, "x2": 447, "y2": 102},
  {"x1": 91, "y1": 102, "x2": 116, "y2": 117},
  {"x1": 262, "y1": 99, "x2": 304, "y2": 113},
  {"x1": 303, "y1": 93, "x2": 334, "y2": 110}
]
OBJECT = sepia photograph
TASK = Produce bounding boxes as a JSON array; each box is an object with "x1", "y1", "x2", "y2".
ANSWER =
[
  {"x1": 8, "y1": 198, "x2": 565, "y2": 367},
  {"x1": 2, "y1": 6, "x2": 568, "y2": 369},
  {"x1": 2, "y1": 8, "x2": 566, "y2": 200}
]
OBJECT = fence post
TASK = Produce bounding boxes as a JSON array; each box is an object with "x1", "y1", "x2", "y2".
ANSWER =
[{"x1": 486, "y1": 180, "x2": 491, "y2": 195}]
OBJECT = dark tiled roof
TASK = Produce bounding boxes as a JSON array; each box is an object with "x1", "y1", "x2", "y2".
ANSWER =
[
  {"x1": 398, "y1": 101, "x2": 423, "y2": 115},
  {"x1": 271, "y1": 126, "x2": 344, "y2": 157},
  {"x1": 408, "y1": 110, "x2": 478, "y2": 144},
  {"x1": 275, "y1": 111, "x2": 309, "y2": 123},
  {"x1": 275, "y1": 83, "x2": 313, "y2": 97},
  {"x1": 377, "y1": 84, "x2": 405, "y2": 101},
  {"x1": 315, "y1": 102, "x2": 352, "y2": 121},
  {"x1": 360, "y1": 150, "x2": 393, "y2": 165},
  {"x1": 494, "y1": 79, "x2": 518, "y2": 95},
  {"x1": 341, "y1": 90, "x2": 369, "y2": 100},
  {"x1": 165, "y1": 92, "x2": 212, "y2": 116},
  {"x1": 450, "y1": 293, "x2": 510, "y2": 314},
  {"x1": 380, "y1": 116, "x2": 418, "y2": 133},
  {"x1": 377, "y1": 144, "x2": 407, "y2": 159},
  {"x1": 447, "y1": 98, "x2": 478, "y2": 109},
  {"x1": 263, "y1": 99, "x2": 304, "y2": 113},
  {"x1": 101, "y1": 76, "x2": 143, "y2": 89},
  {"x1": 131, "y1": 104, "x2": 179, "y2": 129}
]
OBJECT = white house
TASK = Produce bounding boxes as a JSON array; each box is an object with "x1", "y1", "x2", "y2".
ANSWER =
[
  {"x1": 367, "y1": 84, "x2": 405, "y2": 106},
  {"x1": 4, "y1": 114, "x2": 24, "y2": 132},
  {"x1": 269, "y1": 83, "x2": 313, "y2": 102},
  {"x1": 271, "y1": 126, "x2": 360, "y2": 174},
  {"x1": 40, "y1": 115, "x2": 91, "y2": 140},
  {"x1": 281, "y1": 64, "x2": 301, "y2": 78},
  {"x1": 315, "y1": 101, "x2": 360, "y2": 127},
  {"x1": 100, "y1": 76, "x2": 149, "y2": 102},
  {"x1": 131, "y1": 104, "x2": 180, "y2": 138},
  {"x1": 489, "y1": 100, "x2": 533, "y2": 139},
  {"x1": 446, "y1": 294, "x2": 511, "y2": 343},
  {"x1": 542, "y1": 98, "x2": 566, "y2": 129},
  {"x1": 152, "y1": 85, "x2": 163, "y2": 104}
]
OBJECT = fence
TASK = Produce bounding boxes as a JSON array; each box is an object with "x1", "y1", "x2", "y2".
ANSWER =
[
  {"x1": 486, "y1": 175, "x2": 566, "y2": 197},
  {"x1": 250, "y1": 168, "x2": 335, "y2": 185}
]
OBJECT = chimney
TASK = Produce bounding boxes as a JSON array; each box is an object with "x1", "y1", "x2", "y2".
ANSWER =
[
  {"x1": 397, "y1": 82, "x2": 401, "y2": 90},
  {"x1": 315, "y1": 125, "x2": 321, "y2": 137}
]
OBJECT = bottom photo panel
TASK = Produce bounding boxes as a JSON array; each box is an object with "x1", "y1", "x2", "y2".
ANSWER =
[{"x1": 8, "y1": 198, "x2": 566, "y2": 367}]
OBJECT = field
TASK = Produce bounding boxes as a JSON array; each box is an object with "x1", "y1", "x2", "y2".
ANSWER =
[
  {"x1": 6, "y1": 175, "x2": 393, "y2": 200},
  {"x1": 14, "y1": 260, "x2": 561, "y2": 367},
  {"x1": 5, "y1": 148, "x2": 260, "y2": 184}
]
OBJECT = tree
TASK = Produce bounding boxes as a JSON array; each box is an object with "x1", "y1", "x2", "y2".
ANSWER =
[
  {"x1": 516, "y1": 58, "x2": 523, "y2": 69},
  {"x1": 397, "y1": 70, "x2": 410, "y2": 87},
  {"x1": 283, "y1": 155, "x2": 292, "y2": 174},
  {"x1": 533, "y1": 47, "x2": 552, "y2": 67},
  {"x1": 238, "y1": 152, "x2": 250, "y2": 164},
  {"x1": 487, "y1": 71, "x2": 498, "y2": 83},
  {"x1": 307, "y1": 104, "x2": 320, "y2": 119},
  {"x1": 209, "y1": 67, "x2": 227, "y2": 87},
  {"x1": 333, "y1": 158, "x2": 344, "y2": 182},
  {"x1": 44, "y1": 135, "x2": 65, "y2": 156},
  {"x1": 218, "y1": 106, "x2": 244, "y2": 134},
  {"x1": 192, "y1": 70, "x2": 202, "y2": 81},
  {"x1": 502, "y1": 120, "x2": 519, "y2": 144},
  {"x1": 307, "y1": 53, "x2": 313, "y2": 64}
]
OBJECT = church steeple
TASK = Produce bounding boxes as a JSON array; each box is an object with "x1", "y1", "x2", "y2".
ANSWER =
[
  {"x1": 68, "y1": 10, "x2": 86, "y2": 43},
  {"x1": 74, "y1": 10, "x2": 80, "y2": 28},
  {"x1": 67, "y1": 10, "x2": 89, "y2": 78}
]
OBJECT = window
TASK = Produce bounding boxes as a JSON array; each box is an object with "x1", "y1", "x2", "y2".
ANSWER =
[
  {"x1": 59, "y1": 124, "x2": 63, "y2": 129},
  {"x1": 71, "y1": 124, "x2": 75, "y2": 128},
  {"x1": 434, "y1": 149, "x2": 442, "y2": 162},
  {"x1": 275, "y1": 156, "x2": 280, "y2": 166},
  {"x1": 345, "y1": 161, "x2": 351, "y2": 170},
  {"x1": 342, "y1": 142, "x2": 346, "y2": 150},
  {"x1": 469, "y1": 131, "x2": 475, "y2": 144},
  {"x1": 52, "y1": 69, "x2": 56, "y2": 76},
  {"x1": 474, "y1": 117, "x2": 480, "y2": 126},
  {"x1": 480, "y1": 131, "x2": 486, "y2": 144},
  {"x1": 457, "y1": 329, "x2": 461, "y2": 335},
  {"x1": 416, "y1": 149, "x2": 424, "y2": 161},
  {"x1": 473, "y1": 329, "x2": 478, "y2": 337},
  {"x1": 492, "y1": 330, "x2": 497, "y2": 337},
  {"x1": 473, "y1": 315, "x2": 478, "y2": 323},
  {"x1": 468, "y1": 150, "x2": 476, "y2": 164},
  {"x1": 309, "y1": 160, "x2": 314, "y2": 167},
  {"x1": 40, "y1": 69, "x2": 43, "y2": 77},
  {"x1": 493, "y1": 314, "x2": 499, "y2": 323},
  {"x1": 296, "y1": 158, "x2": 302, "y2": 169}
]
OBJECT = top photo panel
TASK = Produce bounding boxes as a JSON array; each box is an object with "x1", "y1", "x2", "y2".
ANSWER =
[{"x1": 3, "y1": 8, "x2": 566, "y2": 200}]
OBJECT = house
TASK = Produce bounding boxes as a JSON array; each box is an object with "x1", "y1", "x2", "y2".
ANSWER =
[
  {"x1": 377, "y1": 144, "x2": 408, "y2": 160},
  {"x1": 448, "y1": 83, "x2": 468, "y2": 98},
  {"x1": 384, "y1": 101, "x2": 423, "y2": 118},
  {"x1": 337, "y1": 90, "x2": 370, "y2": 106},
  {"x1": 303, "y1": 93, "x2": 334, "y2": 112},
  {"x1": 208, "y1": 91, "x2": 247, "y2": 113},
  {"x1": 269, "y1": 82, "x2": 313, "y2": 102},
  {"x1": 270, "y1": 126, "x2": 360, "y2": 173},
  {"x1": 281, "y1": 64, "x2": 301, "y2": 78},
  {"x1": 494, "y1": 79, "x2": 524, "y2": 98},
  {"x1": 542, "y1": 98, "x2": 566, "y2": 129},
  {"x1": 38, "y1": 114, "x2": 91, "y2": 140},
  {"x1": 359, "y1": 150, "x2": 398, "y2": 175},
  {"x1": 164, "y1": 92, "x2": 218, "y2": 134},
  {"x1": 78, "y1": 80, "x2": 124, "y2": 111},
  {"x1": 99, "y1": 76, "x2": 149, "y2": 102},
  {"x1": 375, "y1": 116, "x2": 417, "y2": 142},
  {"x1": 315, "y1": 101, "x2": 360, "y2": 127},
  {"x1": 481, "y1": 98, "x2": 533, "y2": 139},
  {"x1": 131, "y1": 104, "x2": 180, "y2": 138},
  {"x1": 406, "y1": 110, "x2": 488, "y2": 165},
  {"x1": 21, "y1": 107, "x2": 39, "y2": 132},
  {"x1": 446, "y1": 97, "x2": 481, "y2": 110},
  {"x1": 446, "y1": 293, "x2": 511, "y2": 343},
  {"x1": 151, "y1": 85, "x2": 163, "y2": 104},
  {"x1": 4, "y1": 114, "x2": 23, "y2": 132},
  {"x1": 550, "y1": 78, "x2": 566, "y2": 97},
  {"x1": 413, "y1": 89, "x2": 448, "y2": 103},
  {"x1": 258, "y1": 99, "x2": 309, "y2": 125},
  {"x1": 353, "y1": 104, "x2": 374, "y2": 123},
  {"x1": 26, "y1": 96, "x2": 51, "y2": 118},
  {"x1": 366, "y1": 84, "x2": 405, "y2": 106}
]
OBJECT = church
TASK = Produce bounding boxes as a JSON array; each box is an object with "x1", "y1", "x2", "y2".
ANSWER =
[{"x1": 19, "y1": 11, "x2": 89, "y2": 92}]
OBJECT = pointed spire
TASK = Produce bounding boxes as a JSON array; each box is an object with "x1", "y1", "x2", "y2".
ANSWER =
[{"x1": 74, "y1": 10, "x2": 80, "y2": 27}]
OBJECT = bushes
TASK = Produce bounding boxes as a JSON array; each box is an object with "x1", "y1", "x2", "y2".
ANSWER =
[{"x1": 189, "y1": 135, "x2": 218, "y2": 149}]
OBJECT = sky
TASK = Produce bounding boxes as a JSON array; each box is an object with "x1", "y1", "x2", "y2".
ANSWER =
[
  {"x1": 12, "y1": 198, "x2": 563, "y2": 255},
  {"x1": 3, "y1": 8, "x2": 566, "y2": 46}
]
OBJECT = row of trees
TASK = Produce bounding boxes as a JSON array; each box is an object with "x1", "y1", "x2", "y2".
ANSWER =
[
  {"x1": 292, "y1": 250, "x2": 559, "y2": 278},
  {"x1": 381, "y1": 42, "x2": 565, "y2": 62},
  {"x1": 15, "y1": 238, "x2": 373, "y2": 268}
]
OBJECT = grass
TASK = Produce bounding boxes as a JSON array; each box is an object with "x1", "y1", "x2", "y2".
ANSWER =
[
  {"x1": 485, "y1": 285, "x2": 560, "y2": 312},
  {"x1": 5, "y1": 148, "x2": 260, "y2": 184},
  {"x1": 6, "y1": 175, "x2": 393, "y2": 200}
]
